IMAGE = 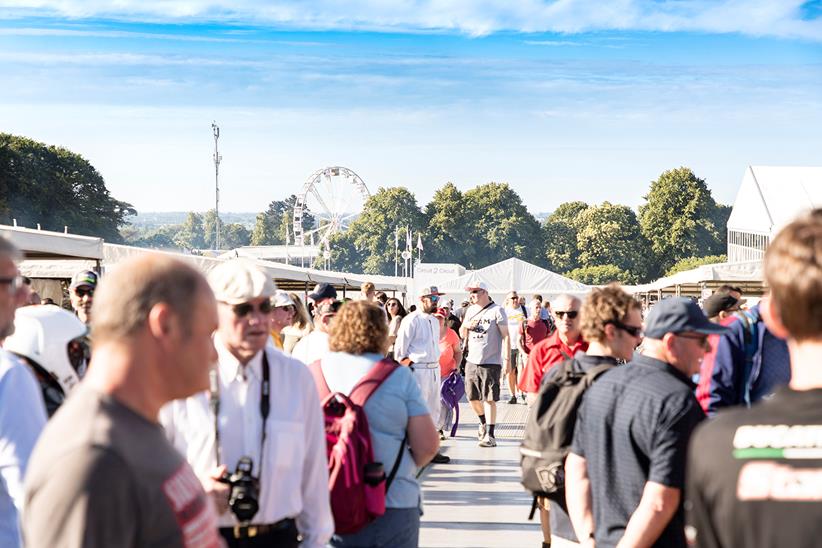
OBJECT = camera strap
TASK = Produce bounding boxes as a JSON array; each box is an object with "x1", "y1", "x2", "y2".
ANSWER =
[{"x1": 210, "y1": 350, "x2": 271, "y2": 481}]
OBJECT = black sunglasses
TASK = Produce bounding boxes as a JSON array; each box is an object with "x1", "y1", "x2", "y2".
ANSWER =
[
  {"x1": 554, "y1": 310, "x2": 579, "y2": 319},
  {"x1": 74, "y1": 287, "x2": 94, "y2": 298},
  {"x1": 231, "y1": 300, "x2": 274, "y2": 317},
  {"x1": 607, "y1": 320, "x2": 643, "y2": 338}
]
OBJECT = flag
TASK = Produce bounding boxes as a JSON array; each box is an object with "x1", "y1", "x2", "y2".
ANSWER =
[
  {"x1": 416, "y1": 234, "x2": 423, "y2": 251},
  {"x1": 406, "y1": 227, "x2": 412, "y2": 251}
]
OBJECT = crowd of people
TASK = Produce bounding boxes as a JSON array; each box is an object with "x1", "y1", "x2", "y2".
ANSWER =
[{"x1": 1, "y1": 208, "x2": 821, "y2": 547}]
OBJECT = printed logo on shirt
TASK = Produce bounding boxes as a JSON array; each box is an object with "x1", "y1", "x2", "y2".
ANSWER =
[
  {"x1": 732, "y1": 425, "x2": 822, "y2": 459},
  {"x1": 162, "y1": 462, "x2": 222, "y2": 547},
  {"x1": 737, "y1": 461, "x2": 822, "y2": 501}
]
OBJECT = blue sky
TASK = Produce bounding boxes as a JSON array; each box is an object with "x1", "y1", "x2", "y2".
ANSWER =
[{"x1": 0, "y1": 1, "x2": 820, "y2": 217}]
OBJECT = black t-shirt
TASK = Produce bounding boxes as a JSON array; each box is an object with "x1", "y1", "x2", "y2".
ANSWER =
[
  {"x1": 571, "y1": 354, "x2": 704, "y2": 548},
  {"x1": 687, "y1": 387, "x2": 822, "y2": 548}
]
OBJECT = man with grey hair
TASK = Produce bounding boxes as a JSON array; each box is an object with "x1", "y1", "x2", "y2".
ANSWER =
[
  {"x1": 0, "y1": 237, "x2": 46, "y2": 548},
  {"x1": 160, "y1": 259, "x2": 332, "y2": 548},
  {"x1": 567, "y1": 297, "x2": 724, "y2": 547},
  {"x1": 23, "y1": 254, "x2": 221, "y2": 547}
]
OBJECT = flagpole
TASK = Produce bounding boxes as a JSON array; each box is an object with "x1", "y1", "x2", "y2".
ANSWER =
[{"x1": 394, "y1": 227, "x2": 398, "y2": 277}]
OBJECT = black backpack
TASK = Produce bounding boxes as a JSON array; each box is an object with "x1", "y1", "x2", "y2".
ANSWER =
[{"x1": 520, "y1": 358, "x2": 614, "y2": 516}]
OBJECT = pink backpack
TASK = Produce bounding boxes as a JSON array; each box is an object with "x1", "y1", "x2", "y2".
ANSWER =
[{"x1": 309, "y1": 358, "x2": 406, "y2": 535}]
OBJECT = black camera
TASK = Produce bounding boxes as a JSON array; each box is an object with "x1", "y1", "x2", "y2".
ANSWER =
[{"x1": 219, "y1": 456, "x2": 260, "y2": 523}]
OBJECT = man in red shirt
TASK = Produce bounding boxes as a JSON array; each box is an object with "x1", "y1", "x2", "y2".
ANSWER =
[
  {"x1": 517, "y1": 293, "x2": 587, "y2": 548},
  {"x1": 517, "y1": 299, "x2": 549, "y2": 402},
  {"x1": 518, "y1": 293, "x2": 588, "y2": 403}
]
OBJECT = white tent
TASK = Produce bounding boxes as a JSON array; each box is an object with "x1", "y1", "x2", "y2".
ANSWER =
[
  {"x1": 437, "y1": 258, "x2": 590, "y2": 303},
  {"x1": 627, "y1": 260, "x2": 763, "y2": 295},
  {"x1": 727, "y1": 165, "x2": 822, "y2": 262}
]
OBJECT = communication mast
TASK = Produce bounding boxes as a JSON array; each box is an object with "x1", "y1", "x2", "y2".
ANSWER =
[{"x1": 211, "y1": 121, "x2": 222, "y2": 250}]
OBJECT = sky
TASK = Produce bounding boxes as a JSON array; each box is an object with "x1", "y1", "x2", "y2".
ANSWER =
[{"x1": 1, "y1": 1, "x2": 820, "y2": 218}]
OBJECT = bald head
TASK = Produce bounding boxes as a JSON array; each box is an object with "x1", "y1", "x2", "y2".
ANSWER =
[{"x1": 92, "y1": 255, "x2": 213, "y2": 343}]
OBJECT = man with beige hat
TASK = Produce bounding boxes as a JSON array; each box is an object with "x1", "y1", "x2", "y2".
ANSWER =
[
  {"x1": 160, "y1": 259, "x2": 332, "y2": 548},
  {"x1": 395, "y1": 285, "x2": 451, "y2": 464}
]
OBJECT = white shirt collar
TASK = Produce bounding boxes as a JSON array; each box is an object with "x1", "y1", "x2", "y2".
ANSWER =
[{"x1": 214, "y1": 334, "x2": 264, "y2": 384}]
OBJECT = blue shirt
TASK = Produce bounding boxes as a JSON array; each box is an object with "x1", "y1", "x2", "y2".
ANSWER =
[{"x1": 321, "y1": 352, "x2": 429, "y2": 509}]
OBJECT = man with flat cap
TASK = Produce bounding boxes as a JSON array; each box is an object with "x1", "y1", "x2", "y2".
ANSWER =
[
  {"x1": 395, "y1": 285, "x2": 450, "y2": 464},
  {"x1": 566, "y1": 297, "x2": 727, "y2": 548},
  {"x1": 160, "y1": 259, "x2": 332, "y2": 548}
]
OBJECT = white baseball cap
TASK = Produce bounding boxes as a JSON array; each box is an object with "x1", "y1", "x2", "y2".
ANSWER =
[{"x1": 465, "y1": 281, "x2": 489, "y2": 292}]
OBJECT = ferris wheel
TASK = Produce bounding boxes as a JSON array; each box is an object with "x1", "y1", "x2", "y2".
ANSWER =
[{"x1": 292, "y1": 166, "x2": 371, "y2": 248}]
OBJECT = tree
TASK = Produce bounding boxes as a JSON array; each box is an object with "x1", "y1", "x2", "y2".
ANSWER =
[
  {"x1": 222, "y1": 223, "x2": 251, "y2": 249},
  {"x1": 575, "y1": 202, "x2": 654, "y2": 282},
  {"x1": 0, "y1": 133, "x2": 135, "y2": 242},
  {"x1": 665, "y1": 254, "x2": 727, "y2": 276},
  {"x1": 461, "y1": 182, "x2": 542, "y2": 267},
  {"x1": 202, "y1": 209, "x2": 220, "y2": 249},
  {"x1": 250, "y1": 195, "x2": 315, "y2": 246},
  {"x1": 335, "y1": 187, "x2": 426, "y2": 275},
  {"x1": 174, "y1": 212, "x2": 205, "y2": 250},
  {"x1": 424, "y1": 182, "x2": 473, "y2": 265},
  {"x1": 565, "y1": 264, "x2": 633, "y2": 285},
  {"x1": 542, "y1": 201, "x2": 589, "y2": 272},
  {"x1": 639, "y1": 167, "x2": 728, "y2": 275}
]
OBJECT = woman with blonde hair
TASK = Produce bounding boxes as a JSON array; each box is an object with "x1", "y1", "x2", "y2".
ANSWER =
[
  {"x1": 311, "y1": 301, "x2": 439, "y2": 548},
  {"x1": 282, "y1": 292, "x2": 312, "y2": 354}
]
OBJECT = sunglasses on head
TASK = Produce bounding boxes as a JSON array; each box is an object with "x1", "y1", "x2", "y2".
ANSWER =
[
  {"x1": 231, "y1": 300, "x2": 274, "y2": 317},
  {"x1": 555, "y1": 310, "x2": 579, "y2": 319},
  {"x1": 74, "y1": 287, "x2": 94, "y2": 298},
  {"x1": 607, "y1": 319, "x2": 643, "y2": 338}
]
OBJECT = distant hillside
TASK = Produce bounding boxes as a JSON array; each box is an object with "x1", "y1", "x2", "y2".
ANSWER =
[{"x1": 126, "y1": 212, "x2": 257, "y2": 229}]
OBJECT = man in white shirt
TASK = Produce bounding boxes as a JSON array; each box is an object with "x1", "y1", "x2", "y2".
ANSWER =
[
  {"x1": 0, "y1": 237, "x2": 46, "y2": 548},
  {"x1": 292, "y1": 300, "x2": 341, "y2": 365},
  {"x1": 160, "y1": 259, "x2": 332, "y2": 548},
  {"x1": 394, "y1": 286, "x2": 450, "y2": 464}
]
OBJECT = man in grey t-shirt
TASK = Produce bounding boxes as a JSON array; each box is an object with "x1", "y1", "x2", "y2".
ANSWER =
[
  {"x1": 460, "y1": 281, "x2": 509, "y2": 448},
  {"x1": 24, "y1": 255, "x2": 222, "y2": 548}
]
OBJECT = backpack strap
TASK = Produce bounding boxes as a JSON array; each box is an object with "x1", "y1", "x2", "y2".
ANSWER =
[
  {"x1": 735, "y1": 310, "x2": 760, "y2": 407},
  {"x1": 348, "y1": 358, "x2": 400, "y2": 407},
  {"x1": 308, "y1": 360, "x2": 332, "y2": 400},
  {"x1": 385, "y1": 431, "x2": 408, "y2": 492}
]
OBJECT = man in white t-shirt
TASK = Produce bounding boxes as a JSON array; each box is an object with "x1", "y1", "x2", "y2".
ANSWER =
[{"x1": 503, "y1": 291, "x2": 528, "y2": 404}]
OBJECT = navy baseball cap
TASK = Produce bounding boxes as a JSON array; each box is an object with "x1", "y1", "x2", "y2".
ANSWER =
[
  {"x1": 308, "y1": 282, "x2": 337, "y2": 301},
  {"x1": 644, "y1": 297, "x2": 729, "y2": 339}
]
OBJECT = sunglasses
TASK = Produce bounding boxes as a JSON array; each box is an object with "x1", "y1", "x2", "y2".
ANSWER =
[
  {"x1": 275, "y1": 305, "x2": 295, "y2": 313},
  {"x1": 428, "y1": 295, "x2": 440, "y2": 302},
  {"x1": 0, "y1": 276, "x2": 21, "y2": 293},
  {"x1": 555, "y1": 310, "x2": 579, "y2": 320},
  {"x1": 469, "y1": 290, "x2": 484, "y2": 295},
  {"x1": 608, "y1": 320, "x2": 643, "y2": 338},
  {"x1": 231, "y1": 300, "x2": 274, "y2": 317},
  {"x1": 74, "y1": 287, "x2": 94, "y2": 298},
  {"x1": 676, "y1": 332, "x2": 710, "y2": 348}
]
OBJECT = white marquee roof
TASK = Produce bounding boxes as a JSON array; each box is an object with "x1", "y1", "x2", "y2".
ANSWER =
[
  {"x1": 437, "y1": 257, "x2": 590, "y2": 302},
  {"x1": 727, "y1": 165, "x2": 822, "y2": 236},
  {"x1": 627, "y1": 260, "x2": 763, "y2": 294}
]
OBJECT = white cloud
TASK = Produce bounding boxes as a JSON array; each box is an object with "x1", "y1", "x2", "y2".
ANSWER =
[{"x1": 0, "y1": 1, "x2": 820, "y2": 41}]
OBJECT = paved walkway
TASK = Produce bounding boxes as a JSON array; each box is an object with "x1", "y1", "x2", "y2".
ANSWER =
[{"x1": 418, "y1": 397, "x2": 543, "y2": 547}]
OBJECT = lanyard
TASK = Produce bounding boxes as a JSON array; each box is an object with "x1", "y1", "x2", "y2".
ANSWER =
[{"x1": 209, "y1": 350, "x2": 271, "y2": 481}]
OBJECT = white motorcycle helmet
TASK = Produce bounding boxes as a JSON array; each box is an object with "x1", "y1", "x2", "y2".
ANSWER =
[{"x1": 4, "y1": 305, "x2": 89, "y2": 394}]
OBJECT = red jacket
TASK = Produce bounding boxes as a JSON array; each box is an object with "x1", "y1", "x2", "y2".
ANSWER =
[{"x1": 518, "y1": 331, "x2": 588, "y2": 393}]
